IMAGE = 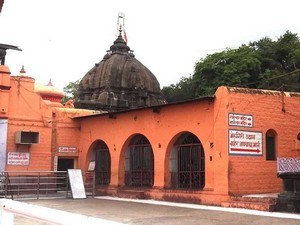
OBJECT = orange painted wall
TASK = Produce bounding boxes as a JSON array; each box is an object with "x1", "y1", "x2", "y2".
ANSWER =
[
  {"x1": 1, "y1": 67, "x2": 53, "y2": 171},
  {"x1": 0, "y1": 65, "x2": 11, "y2": 115},
  {"x1": 210, "y1": 86, "x2": 230, "y2": 195},
  {"x1": 77, "y1": 86, "x2": 300, "y2": 199},
  {"x1": 225, "y1": 87, "x2": 300, "y2": 195},
  {"x1": 2, "y1": 62, "x2": 300, "y2": 205},
  {"x1": 77, "y1": 96, "x2": 231, "y2": 196},
  {"x1": 1, "y1": 65, "x2": 97, "y2": 172},
  {"x1": 51, "y1": 108, "x2": 93, "y2": 167}
]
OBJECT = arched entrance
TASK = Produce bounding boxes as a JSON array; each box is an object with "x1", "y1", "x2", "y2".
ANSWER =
[
  {"x1": 92, "y1": 141, "x2": 111, "y2": 185},
  {"x1": 170, "y1": 132, "x2": 205, "y2": 189},
  {"x1": 125, "y1": 134, "x2": 154, "y2": 187}
]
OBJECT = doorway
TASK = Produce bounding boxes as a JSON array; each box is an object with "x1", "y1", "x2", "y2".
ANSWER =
[
  {"x1": 57, "y1": 158, "x2": 75, "y2": 190},
  {"x1": 57, "y1": 158, "x2": 74, "y2": 171},
  {"x1": 125, "y1": 134, "x2": 154, "y2": 187},
  {"x1": 170, "y1": 132, "x2": 205, "y2": 189}
]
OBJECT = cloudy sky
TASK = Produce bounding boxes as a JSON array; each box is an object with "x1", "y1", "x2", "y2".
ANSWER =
[{"x1": 1, "y1": 0, "x2": 300, "y2": 90}]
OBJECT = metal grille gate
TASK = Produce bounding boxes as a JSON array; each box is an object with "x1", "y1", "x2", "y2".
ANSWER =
[
  {"x1": 170, "y1": 133, "x2": 205, "y2": 189},
  {"x1": 178, "y1": 144, "x2": 205, "y2": 189},
  {"x1": 95, "y1": 149, "x2": 111, "y2": 185},
  {"x1": 125, "y1": 135, "x2": 154, "y2": 187}
]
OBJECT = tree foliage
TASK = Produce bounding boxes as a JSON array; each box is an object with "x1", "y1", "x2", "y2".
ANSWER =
[
  {"x1": 162, "y1": 76, "x2": 197, "y2": 102},
  {"x1": 162, "y1": 31, "x2": 300, "y2": 102},
  {"x1": 62, "y1": 79, "x2": 80, "y2": 103}
]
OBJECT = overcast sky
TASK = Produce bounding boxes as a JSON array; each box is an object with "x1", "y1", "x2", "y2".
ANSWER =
[{"x1": 1, "y1": 0, "x2": 300, "y2": 90}]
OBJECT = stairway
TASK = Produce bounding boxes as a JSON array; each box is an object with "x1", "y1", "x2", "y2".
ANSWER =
[
  {"x1": 221, "y1": 194, "x2": 278, "y2": 212},
  {"x1": 116, "y1": 188, "x2": 148, "y2": 199}
]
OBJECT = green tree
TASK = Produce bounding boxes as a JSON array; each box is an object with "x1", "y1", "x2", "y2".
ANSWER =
[
  {"x1": 62, "y1": 79, "x2": 80, "y2": 103},
  {"x1": 162, "y1": 76, "x2": 197, "y2": 102},
  {"x1": 253, "y1": 31, "x2": 300, "y2": 91},
  {"x1": 193, "y1": 45, "x2": 261, "y2": 96},
  {"x1": 164, "y1": 31, "x2": 300, "y2": 102}
]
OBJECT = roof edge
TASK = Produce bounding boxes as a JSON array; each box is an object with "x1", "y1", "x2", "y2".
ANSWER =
[{"x1": 73, "y1": 96, "x2": 214, "y2": 119}]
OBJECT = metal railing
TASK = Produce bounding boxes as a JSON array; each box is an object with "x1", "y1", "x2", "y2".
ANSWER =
[{"x1": 0, "y1": 171, "x2": 95, "y2": 200}]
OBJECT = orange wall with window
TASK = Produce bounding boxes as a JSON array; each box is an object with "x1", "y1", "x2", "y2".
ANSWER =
[
  {"x1": 0, "y1": 65, "x2": 93, "y2": 171},
  {"x1": 226, "y1": 88, "x2": 300, "y2": 195},
  {"x1": 2, "y1": 63, "x2": 300, "y2": 205},
  {"x1": 1, "y1": 65, "x2": 53, "y2": 171},
  {"x1": 77, "y1": 97, "x2": 217, "y2": 187},
  {"x1": 76, "y1": 86, "x2": 300, "y2": 204}
]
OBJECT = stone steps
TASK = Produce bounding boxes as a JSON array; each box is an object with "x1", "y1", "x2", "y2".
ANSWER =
[
  {"x1": 221, "y1": 196, "x2": 277, "y2": 212},
  {"x1": 116, "y1": 189, "x2": 147, "y2": 199}
]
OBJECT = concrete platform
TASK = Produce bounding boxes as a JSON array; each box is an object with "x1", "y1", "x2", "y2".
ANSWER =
[{"x1": 14, "y1": 196, "x2": 300, "y2": 225}]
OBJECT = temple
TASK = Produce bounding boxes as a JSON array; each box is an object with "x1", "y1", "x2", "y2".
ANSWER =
[
  {"x1": 74, "y1": 27, "x2": 166, "y2": 112},
  {"x1": 1, "y1": 27, "x2": 300, "y2": 211}
]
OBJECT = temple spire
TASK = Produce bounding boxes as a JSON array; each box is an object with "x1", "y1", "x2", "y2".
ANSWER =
[
  {"x1": 47, "y1": 79, "x2": 53, "y2": 86},
  {"x1": 116, "y1": 12, "x2": 127, "y2": 43},
  {"x1": 20, "y1": 65, "x2": 26, "y2": 74}
]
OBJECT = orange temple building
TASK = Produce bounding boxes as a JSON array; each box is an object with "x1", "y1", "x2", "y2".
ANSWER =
[
  {"x1": 1, "y1": 23, "x2": 300, "y2": 209},
  {"x1": 1, "y1": 63, "x2": 300, "y2": 207}
]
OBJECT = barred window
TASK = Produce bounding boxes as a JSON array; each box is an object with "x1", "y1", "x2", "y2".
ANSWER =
[{"x1": 266, "y1": 129, "x2": 277, "y2": 161}]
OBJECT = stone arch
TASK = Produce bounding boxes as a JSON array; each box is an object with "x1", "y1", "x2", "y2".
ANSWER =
[
  {"x1": 86, "y1": 139, "x2": 111, "y2": 185},
  {"x1": 119, "y1": 133, "x2": 154, "y2": 187},
  {"x1": 165, "y1": 131, "x2": 205, "y2": 189}
]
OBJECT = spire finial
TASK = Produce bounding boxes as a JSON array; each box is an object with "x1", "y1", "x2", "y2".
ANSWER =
[
  {"x1": 47, "y1": 79, "x2": 53, "y2": 86},
  {"x1": 117, "y1": 12, "x2": 125, "y2": 38},
  {"x1": 20, "y1": 65, "x2": 26, "y2": 74},
  {"x1": 119, "y1": 25, "x2": 123, "y2": 36}
]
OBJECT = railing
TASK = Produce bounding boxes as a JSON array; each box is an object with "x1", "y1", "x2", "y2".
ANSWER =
[
  {"x1": 0, "y1": 199, "x2": 124, "y2": 225},
  {"x1": 169, "y1": 172, "x2": 205, "y2": 189},
  {"x1": 0, "y1": 171, "x2": 95, "y2": 200},
  {"x1": 125, "y1": 171, "x2": 153, "y2": 187}
]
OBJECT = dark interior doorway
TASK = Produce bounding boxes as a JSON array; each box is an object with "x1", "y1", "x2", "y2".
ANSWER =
[
  {"x1": 57, "y1": 158, "x2": 74, "y2": 171},
  {"x1": 57, "y1": 158, "x2": 75, "y2": 190}
]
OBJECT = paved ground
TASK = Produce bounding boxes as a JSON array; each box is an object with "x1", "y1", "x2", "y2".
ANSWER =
[{"x1": 14, "y1": 196, "x2": 300, "y2": 225}]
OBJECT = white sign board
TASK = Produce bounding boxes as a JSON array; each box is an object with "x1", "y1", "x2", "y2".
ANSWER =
[
  {"x1": 68, "y1": 169, "x2": 86, "y2": 199},
  {"x1": 229, "y1": 130, "x2": 262, "y2": 156},
  {"x1": 58, "y1": 146, "x2": 77, "y2": 153},
  {"x1": 228, "y1": 113, "x2": 253, "y2": 127},
  {"x1": 53, "y1": 156, "x2": 58, "y2": 171},
  {"x1": 88, "y1": 161, "x2": 95, "y2": 171},
  {"x1": 0, "y1": 119, "x2": 8, "y2": 171},
  {"x1": 7, "y1": 152, "x2": 30, "y2": 165}
]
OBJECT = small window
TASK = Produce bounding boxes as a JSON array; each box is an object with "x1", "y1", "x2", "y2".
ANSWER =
[
  {"x1": 15, "y1": 131, "x2": 39, "y2": 144},
  {"x1": 266, "y1": 129, "x2": 277, "y2": 161}
]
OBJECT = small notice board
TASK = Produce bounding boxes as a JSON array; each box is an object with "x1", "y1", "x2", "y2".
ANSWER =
[{"x1": 68, "y1": 169, "x2": 86, "y2": 199}]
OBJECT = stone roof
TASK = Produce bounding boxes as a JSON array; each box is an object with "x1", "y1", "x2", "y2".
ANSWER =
[{"x1": 74, "y1": 28, "x2": 166, "y2": 111}]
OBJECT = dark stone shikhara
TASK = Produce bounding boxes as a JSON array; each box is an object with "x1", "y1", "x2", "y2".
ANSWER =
[{"x1": 74, "y1": 29, "x2": 166, "y2": 112}]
